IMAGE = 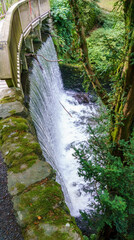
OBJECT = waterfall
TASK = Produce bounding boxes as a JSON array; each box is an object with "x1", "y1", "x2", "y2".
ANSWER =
[
  {"x1": 30, "y1": 38, "x2": 63, "y2": 168},
  {"x1": 30, "y1": 37, "x2": 95, "y2": 216},
  {"x1": 29, "y1": 37, "x2": 73, "y2": 211}
]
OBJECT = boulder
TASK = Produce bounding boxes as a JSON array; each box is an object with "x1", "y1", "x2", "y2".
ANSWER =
[
  {"x1": 0, "y1": 101, "x2": 27, "y2": 119},
  {"x1": 8, "y1": 160, "x2": 53, "y2": 196},
  {"x1": 73, "y1": 92, "x2": 90, "y2": 104}
]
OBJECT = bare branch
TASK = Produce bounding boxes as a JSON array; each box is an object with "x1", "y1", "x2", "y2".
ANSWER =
[
  {"x1": 59, "y1": 101, "x2": 72, "y2": 118},
  {"x1": 25, "y1": 53, "x2": 63, "y2": 62}
]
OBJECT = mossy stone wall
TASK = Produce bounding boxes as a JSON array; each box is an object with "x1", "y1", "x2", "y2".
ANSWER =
[{"x1": 0, "y1": 88, "x2": 82, "y2": 240}]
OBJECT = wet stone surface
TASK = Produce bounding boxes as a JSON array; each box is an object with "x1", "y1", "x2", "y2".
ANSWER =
[{"x1": 0, "y1": 151, "x2": 23, "y2": 240}]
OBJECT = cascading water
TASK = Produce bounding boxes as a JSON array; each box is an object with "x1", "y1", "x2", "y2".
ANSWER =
[{"x1": 30, "y1": 37, "x2": 96, "y2": 217}]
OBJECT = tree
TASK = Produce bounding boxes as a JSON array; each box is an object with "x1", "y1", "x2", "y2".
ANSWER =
[
  {"x1": 1, "y1": 0, "x2": 6, "y2": 14},
  {"x1": 68, "y1": 0, "x2": 134, "y2": 239}
]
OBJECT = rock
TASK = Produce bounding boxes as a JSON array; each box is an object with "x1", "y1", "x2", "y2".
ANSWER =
[
  {"x1": 24, "y1": 223, "x2": 82, "y2": 240},
  {"x1": 23, "y1": 223, "x2": 82, "y2": 240},
  {"x1": 90, "y1": 95, "x2": 97, "y2": 103},
  {"x1": 8, "y1": 160, "x2": 53, "y2": 196},
  {"x1": 0, "y1": 88, "x2": 23, "y2": 103},
  {"x1": 13, "y1": 180, "x2": 82, "y2": 239},
  {"x1": 0, "y1": 101, "x2": 27, "y2": 119},
  {"x1": 13, "y1": 180, "x2": 70, "y2": 227},
  {"x1": 73, "y1": 92, "x2": 90, "y2": 104}
]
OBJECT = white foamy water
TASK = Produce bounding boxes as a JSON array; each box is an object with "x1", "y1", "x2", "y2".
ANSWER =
[
  {"x1": 30, "y1": 37, "x2": 96, "y2": 217},
  {"x1": 58, "y1": 90, "x2": 96, "y2": 216}
]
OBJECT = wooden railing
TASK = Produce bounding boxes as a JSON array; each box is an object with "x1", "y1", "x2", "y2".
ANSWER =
[{"x1": 0, "y1": 0, "x2": 50, "y2": 87}]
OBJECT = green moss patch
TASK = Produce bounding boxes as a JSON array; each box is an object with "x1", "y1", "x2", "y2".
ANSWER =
[
  {"x1": 8, "y1": 161, "x2": 53, "y2": 196},
  {"x1": 23, "y1": 224, "x2": 72, "y2": 240},
  {"x1": 15, "y1": 183, "x2": 26, "y2": 193},
  {"x1": 0, "y1": 89, "x2": 23, "y2": 104},
  {"x1": 0, "y1": 117, "x2": 42, "y2": 173},
  {"x1": 13, "y1": 180, "x2": 72, "y2": 227},
  {"x1": 0, "y1": 117, "x2": 29, "y2": 143},
  {"x1": 9, "y1": 109, "x2": 17, "y2": 115},
  {"x1": 9, "y1": 159, "x2": 37, "y2": 173}
]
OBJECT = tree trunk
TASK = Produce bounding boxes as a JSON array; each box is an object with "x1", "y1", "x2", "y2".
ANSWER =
[
  {"x1": 68, "y1": 0, "x2": 109, "y2": 105},
  {"x1": 110, "y1": 0, "x2": 134, "y2": 144},
  {"x1": 1, "y1": 0, "x2": 6, "y2": 14}
]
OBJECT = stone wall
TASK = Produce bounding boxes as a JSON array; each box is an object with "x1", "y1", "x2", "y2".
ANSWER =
[{"x1": 0, "y1": 88, "x2": 82, "y2": 240}]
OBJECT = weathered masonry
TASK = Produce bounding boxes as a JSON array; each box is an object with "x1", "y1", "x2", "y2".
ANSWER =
[{"x1": 0, "y1": 0, "x2": 50, "y2": 88}]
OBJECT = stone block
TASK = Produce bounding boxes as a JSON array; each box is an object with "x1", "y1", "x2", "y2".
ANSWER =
[{"x1": 8, "y1": 160, "x2": 53, "y2": 196}]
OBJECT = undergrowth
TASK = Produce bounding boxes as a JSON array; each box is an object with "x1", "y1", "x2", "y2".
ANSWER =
[{"x1": 84, "y1": 12, "x2": 125, "y2": 90}]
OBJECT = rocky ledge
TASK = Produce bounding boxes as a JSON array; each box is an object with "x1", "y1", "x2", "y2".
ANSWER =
[{"x1": 0, "y1": 88, "x2": 82, "y2": 240}]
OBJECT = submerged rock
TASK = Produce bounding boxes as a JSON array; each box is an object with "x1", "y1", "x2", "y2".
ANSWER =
[{"x1": 73, "y1": 92, "x2": 90, "y2": 104}]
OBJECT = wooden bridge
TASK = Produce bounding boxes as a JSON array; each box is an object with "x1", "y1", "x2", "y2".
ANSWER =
[{"x1": 0, "y1": 0, "x2": 50, "y2": 89}]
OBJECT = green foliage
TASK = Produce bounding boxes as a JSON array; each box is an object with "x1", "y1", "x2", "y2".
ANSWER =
[
  {"x1": 74, "y1": 109, "x2": 134, "y2": 238},
  {"x1": 0, "y1": 0, "x2": 18, "y2": 15},
  {"x1": 86, "y1": 12, "x2": 125, "y2": 83},
  {"x1": 77, "y1": 0, "x2": 101, "y2": 34},
  {"x1": 83, "y1": 235, "x2": 89, "y2": 240},
  {"x1": 50, "y1": 0, "x2": 79, "y2": 62},
  {"x1": 50, "y1": 0, "x2": 102, "y2": 62}
]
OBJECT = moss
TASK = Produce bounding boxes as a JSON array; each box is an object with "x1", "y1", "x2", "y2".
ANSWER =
[
  {"x1": 9, "y1": 109, "x2": 17, "y2": 115},
  {"x1": 23, "y1": 224, "x2": 72, "y2": 240},
  {"x1": 0, "y1": 96, "x2": 16, "y2": 104},
  {"x1": 44, "y1": 231, "x2": 71, "y2": 240},
  {"x1": 0, "y1": 90, "x2": 23, "y2": 104},
  {"x1": 0, "y1": 116, "x2": 42, "y2": 173},
  {"x1": 1, "y1": 123, "x2": 28, "y2": 142},
  {"x1": 9, "y1": 159, "x2": 37, "y2": 173},
  {"x1": 4, "y1": 141, "x2": 41, "y2": 166},
  {"x1": 14, "y1": 180, "x2": 72, "y2": 227},
  {"x1": 0, "y1": 117, "x2": 29, "y2": 142},
  {"x1": 16, "y1": 183, "x2": 26, "y2": 192},
  {"x1": 4, "y1": 146, "x2": 40, "y2": 172}
]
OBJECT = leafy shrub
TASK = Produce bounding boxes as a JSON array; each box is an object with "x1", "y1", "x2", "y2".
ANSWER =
[
  {"x1": 50, "y1": 0, "x2": 79, "y2": 61},
  {"x1": 87, "y1": 13, "x2": 125, "y2": 83},
  {"x1": 0, "y1": 0, "x2": 18, "y2": 14},
  {"x1": 77, "y1": 0, "x2": 101, "y2": 34},
  {"x1": 50, "y1": 0, "x2": 102, "y2": 62},
  {"x1": 74, "y1": 108, "x2": 134, "y2": 239}
]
